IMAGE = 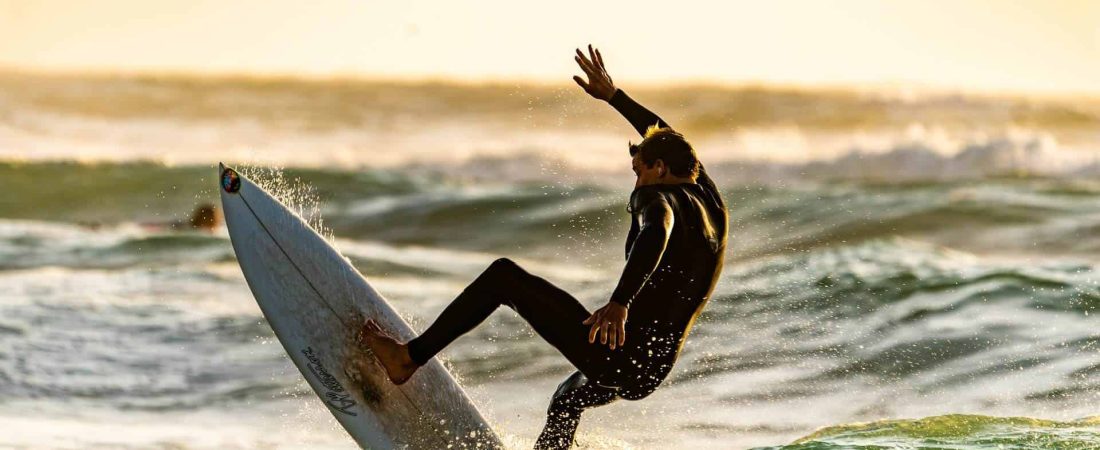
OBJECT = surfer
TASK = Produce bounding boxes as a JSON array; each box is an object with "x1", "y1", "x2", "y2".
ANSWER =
[
  {"x1": 125, "y1": 203, "x2": 220, "y2": 232},
  {"x1": 81, "y1": 204, "x2": 219, "y2": 232},
  {"x1": 361, "y1": 45, "x2": 728, "y2": 449},
  {"x1": 182, "y1": 203, "x2": 220, "y2": 231}
]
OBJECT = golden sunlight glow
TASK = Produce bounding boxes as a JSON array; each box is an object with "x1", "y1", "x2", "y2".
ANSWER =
[{"x1": 1, "y1": 0, "x2": 1098, "y2": 93}]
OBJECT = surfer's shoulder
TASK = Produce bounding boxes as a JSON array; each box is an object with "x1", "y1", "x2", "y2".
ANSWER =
[{"x1": 628, "y1": 185, "x2": 672, "y2": 214}]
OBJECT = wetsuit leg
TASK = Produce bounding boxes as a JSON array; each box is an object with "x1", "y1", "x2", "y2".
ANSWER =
[
  {"x1": 535, "y1": 371, "x2": 619, "y2": 450},
  {"x1": 406, "y1": 258, "x2": 618, "y2": 379}
]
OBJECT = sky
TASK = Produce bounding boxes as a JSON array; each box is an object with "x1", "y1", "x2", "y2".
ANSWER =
[{"x1": 1, "y1": 0, "x2": 1098, "y2": 94}]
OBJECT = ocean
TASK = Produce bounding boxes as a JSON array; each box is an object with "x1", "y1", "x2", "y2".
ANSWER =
[{"x1": 2, "y1": 72, "x2": 1100, "y2": 449}]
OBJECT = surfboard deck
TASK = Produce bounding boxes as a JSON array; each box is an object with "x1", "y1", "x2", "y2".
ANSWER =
[{"x1": 218, "y1": 164, "x2": 502, "y2": 449}]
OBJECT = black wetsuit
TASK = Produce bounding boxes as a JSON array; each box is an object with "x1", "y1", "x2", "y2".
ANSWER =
[{"x1": 405, "y1": 89, "x2": 728, "y2": 449}]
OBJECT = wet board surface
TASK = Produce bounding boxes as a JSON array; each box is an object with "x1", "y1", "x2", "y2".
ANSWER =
[{"x1": 218, "y1": 164, "x2": 501, "y2": 449}]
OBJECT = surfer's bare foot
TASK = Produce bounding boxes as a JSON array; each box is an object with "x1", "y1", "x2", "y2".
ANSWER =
[{"x1": 360, "y1": 320, "x2": 419, "y2": 385}]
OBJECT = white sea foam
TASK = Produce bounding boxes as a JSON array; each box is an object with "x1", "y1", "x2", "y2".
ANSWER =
[{"x1": 2, "y1": 81, "x2": 1099, "y2": 184}]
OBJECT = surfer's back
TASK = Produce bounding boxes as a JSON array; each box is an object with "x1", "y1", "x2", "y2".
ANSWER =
[
  {"x1": 616, "y1": 178, "x2": 727, "y2": 397},
  {"x1": 628, "y1": 180, "x2": 726, "y2": 323}
]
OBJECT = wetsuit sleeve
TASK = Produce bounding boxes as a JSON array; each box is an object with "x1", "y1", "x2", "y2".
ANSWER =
[
  {"x1": 608, "y1": 89, "x2": 670, "y2": 136},
  {"x1": 609, "y1": 189, "x2": 674, "y2": 308}
]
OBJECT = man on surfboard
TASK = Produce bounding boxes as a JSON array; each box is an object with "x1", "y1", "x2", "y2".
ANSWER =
[{"x1": 362, "y1": 45, "x2": 728, "y2": 449}]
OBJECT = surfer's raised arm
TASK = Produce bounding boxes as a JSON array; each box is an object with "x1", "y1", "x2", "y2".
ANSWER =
[
  {"x1": 573, "y1": 45, "x2": 670, "y2": 133},
  {"x1": 573, "y1": 45, "x2": 722, "y2": 204}
]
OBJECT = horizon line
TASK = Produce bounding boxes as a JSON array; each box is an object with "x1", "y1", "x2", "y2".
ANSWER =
[{"x1": 3, "y1": 64, "x2": 1098, "y2": 101}]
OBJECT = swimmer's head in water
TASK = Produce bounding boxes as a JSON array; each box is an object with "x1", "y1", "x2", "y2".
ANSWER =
[
  {"x1": 221, "y1": 168, "x2": 241, "y2": 193},
  {"x1": 190, "y1": 203, "x2": 220, "y2": 230},
  {"x1": 629, "y1": 125, "x2": 698, "y2": 187}
]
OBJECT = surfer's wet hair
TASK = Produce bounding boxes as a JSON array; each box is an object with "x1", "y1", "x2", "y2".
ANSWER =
[{"x1": 628, "y1": 125, "x2": 699, "y2": 178}]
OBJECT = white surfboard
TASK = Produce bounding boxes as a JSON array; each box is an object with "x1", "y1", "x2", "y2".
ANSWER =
[{"x1": 217, "y1": 164, "x2": 502, "y2": 449}]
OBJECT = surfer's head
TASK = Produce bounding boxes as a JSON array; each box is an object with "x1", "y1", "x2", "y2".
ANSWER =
[
  {"x1": 629, "y1": 125, "x2": 698, "y2": 188},
  {"x1": 189, "y1": 203, "x2": 220, "y2": 230}
]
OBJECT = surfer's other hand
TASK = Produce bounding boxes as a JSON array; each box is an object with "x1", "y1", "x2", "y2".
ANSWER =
[
  {"x1": 573, "y1": 44, "x2": 616, "y2": 102},
  {"x1": 583, "y1": 302, "x2": 628, "y2": 350}
]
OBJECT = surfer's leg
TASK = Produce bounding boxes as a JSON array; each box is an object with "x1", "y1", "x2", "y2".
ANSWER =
[
  {"x1": 535, "y1": 371, "x2": 619, "y2": 450},
  {"x1": 407, "y1": 258, "x2": 602, "y2": 374}
]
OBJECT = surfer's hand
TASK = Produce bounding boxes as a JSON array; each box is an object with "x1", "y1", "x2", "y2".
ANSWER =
[
  {"x1": 573, "y1": 44, "x2": 616, "y2": 102},
  {"x1": 583, "y1": 302, "x2": 628, "y2": 350}
]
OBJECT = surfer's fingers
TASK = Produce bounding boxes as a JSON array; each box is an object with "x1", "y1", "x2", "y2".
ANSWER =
[
  {"x1": 573, "y1": 55, "x2": 587, "y2": 74},
  {"x1": 573, "y1": 75, "x2": 590, "y2": 91},
  {"x1": 607, "y1": 326, "x2": 617, "y2": 350},
  {"x1": 596, "y1": 48, "x2": 612, "y2": 84},
  {"x1": 582, "y1": 312, "x2": 595, "y2": 325},
  {"x1": 617, "y1": 322, "x2": 626, "y2": 347},
  {"x1": 599, "y1": 322, "x2": 609, "y2": 345},
  {"x1": 588, "y1": 45, "x2": 611, "y2": 82},
  {"x1": 574, "y1": 57, "x2": 596, "y2": 80},
  {"x1": 575, "y1": 49, "x2": 596, "y2": 73},
  {"x1": 588, "y1": 321, "x2": 600, "y2": 343},
  {"x1": 575, "y1": 48, "x2": 589, "y2": 67}
]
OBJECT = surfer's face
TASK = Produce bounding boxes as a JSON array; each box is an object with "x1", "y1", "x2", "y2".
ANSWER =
[{"x1": 632, "y1": 153, "x2": 667, "y2": 188}]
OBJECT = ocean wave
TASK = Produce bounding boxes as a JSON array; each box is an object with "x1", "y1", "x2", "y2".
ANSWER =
[
  {"x1": 3, "y1": 128, "x2": 1098, "y2": 191},
  {"x1": 9, "y1": 162, "x2": 1100, "y2": 266},
  {"x1": 3, "y1": 72, "x2": 1098, "y2": 132},
  {"x1": 755, "y1": 414, "x2": 1100, "y2": 449},
  {"x1": 4, "y1": 152, "x2": 1100, "y2": 447},
  {"x1": 242, "y1": 128, "x2": 1100, "y2": 184},
  {"x1": 5, "y1": 72, "x2": 1100, "y2": 185},
  {"x1": 0, "y1": 220, "x2": 232, "y2": 270},
  {"x1": 0, "y1": 264, "x2": 297, "y2": 412},
  {"x1": 708, "y1": 128, "x2": 1100, "y2": 184},
  {"x1": 667, "y1": 239, "x2": 1100, "y2": 429}
]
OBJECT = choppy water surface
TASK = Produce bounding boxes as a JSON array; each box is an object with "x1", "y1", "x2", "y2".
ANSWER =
[{"x1": 2, "y1": 74, "x2": 1100, "y2": 449}]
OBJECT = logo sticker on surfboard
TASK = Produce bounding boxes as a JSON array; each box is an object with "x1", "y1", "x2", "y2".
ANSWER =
[
  {"x1": 302, "y1": 347, "x2": 359, "y2": 416},
  {"x1": 221, "y1": 168, "x2": 241, "y2": 193}
]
